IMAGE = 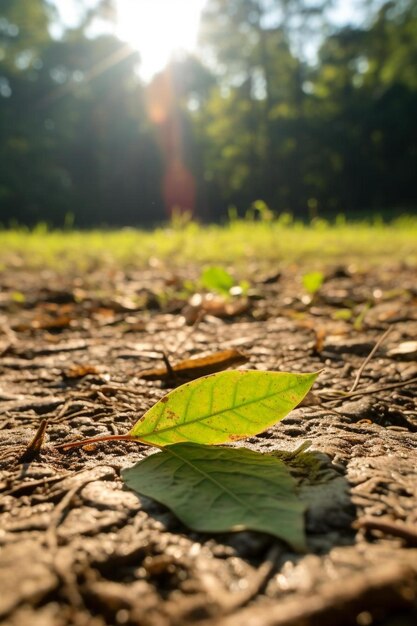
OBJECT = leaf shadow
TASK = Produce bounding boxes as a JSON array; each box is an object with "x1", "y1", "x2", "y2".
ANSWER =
[
  {"x1": 286, "y1": 450, "x2": 356, "y2": 549},
  {"x1": 212, "y1": 449, "x2": 356, "y2": 562}
]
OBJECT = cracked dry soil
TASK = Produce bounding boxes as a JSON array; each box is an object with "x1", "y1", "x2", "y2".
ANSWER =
[{"x1": 0, "y1": 261, "x2": 416, "y2": 626}]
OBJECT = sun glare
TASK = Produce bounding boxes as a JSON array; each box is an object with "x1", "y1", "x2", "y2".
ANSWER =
[{"x1": 115, "y1": 0, "x2": 206, "y2": 80}]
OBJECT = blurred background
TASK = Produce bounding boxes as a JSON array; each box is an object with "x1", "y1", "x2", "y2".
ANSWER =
[{"x1": 0, "y1": 0, "x2": 416, "y2": 227}]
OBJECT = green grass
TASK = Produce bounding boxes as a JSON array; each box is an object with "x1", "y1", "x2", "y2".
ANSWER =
[{"x1": 0, "y1": 215, "x2": 416, "y2": 272}]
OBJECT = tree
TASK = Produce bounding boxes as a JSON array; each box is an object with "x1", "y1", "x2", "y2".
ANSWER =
[
  {"x1": 196, "y1": 0, "x2": 417, "y2": 216},
  {"x1": 0, "y1": 0, "x2": 165, "y2": 226},
  {"x1": 197, "y1": 0, "x2": 330, "y2": 214},
  {"x1": 305, "y1": 0, "x2": 417, "y2": 212}
]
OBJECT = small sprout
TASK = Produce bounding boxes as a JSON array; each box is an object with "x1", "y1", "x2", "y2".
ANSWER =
[
  {"x1": 200, "y1": 265, "x2": 235, "y2": 295},
  {"x1": 302, "y1": 271, "x2": 325, "y2": 295}
]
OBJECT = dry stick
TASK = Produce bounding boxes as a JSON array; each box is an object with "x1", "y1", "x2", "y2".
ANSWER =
[
  {"x1": 53, "y1": 398, "x2": 73, "y2": 420},
  {"x1": 162, "y1": 350, "x2": 177, "y2": 379},
  {"x1": 92, "y1": 383, "x2": 145, "y2": 396},
  {"x1": 156, "y1": 310, "x2": 205, "y2": 380},
  {"x1": 319, "y1": 376, "x2": 417, "y2": 404},
  {"x1": 53, "y1": 395, "x2": 120, "y2": 425},
  {"x1": 18, "y1": 418, "x2": 49, "y2": 462},
  {"x1": 354, "y1": 516, "x2": 417, "y2": 547},
  {"x1": 54, "y1": 407, "x2": 109, "y2": 425},
  {"x1": 349, "y1": 326, "x2": 393, "y2": 393},
  {"x1": 45, "y1": 480, "x2": 95, "y2": 611},
  {"x1": 54, "y1": 396, "x2": 105, "y2": 413},
  {"x1": 4, "y1": 472, "x2": 71, "y2": 497},
  {"x1": 45, "y1": 483, "x2": 84, "y2": 549}
]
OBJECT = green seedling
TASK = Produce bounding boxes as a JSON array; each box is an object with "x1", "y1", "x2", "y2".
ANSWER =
[
  {"x1": 302, "y1": 271, "x2": 325, "y2": 295},
  {"x1": 200, "y1": 265, "x2": 235, "y2": 295},
  {"x1": 199, "y1": 265, "x2": 249, "y2": 297}
]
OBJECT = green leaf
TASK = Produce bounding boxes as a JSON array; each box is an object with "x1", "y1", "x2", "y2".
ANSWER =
[
  {"x1": 302, "y1": 271, "x2": 324, "y2": 295},
  {"x1": 122, "y1": 443, "x2": 306, "y2": 551},
  {"x1": 200, "y1": 266, "x2": 235, "y2": 295},
  {"x1": 130, "y1": 370, "x2": 319, "y2": 446}
]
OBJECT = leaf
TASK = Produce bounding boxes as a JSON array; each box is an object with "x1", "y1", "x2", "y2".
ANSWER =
[
  {"x1": 129, "y1": 370, "x2": 319, "y2": 446},
  {"x1": 137, "y1": 348, "x2": 249, "y2": 383},
  {"x1": 122, "y1": 443, "x2": 306, "y2": 551},
  {"x1": 302, "y1": 271, "x2": 324, "y2": 295},
  {"x1": 200, "y1": 266, "x2": 235, "y2": 295},
  {"x1": 64, "y1": 364, "x2": 100, "y2": 379}
]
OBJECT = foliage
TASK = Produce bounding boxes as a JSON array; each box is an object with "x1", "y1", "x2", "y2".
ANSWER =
[
  {"x1": 302, "y1": 271, "x2": 325, "y2": 295},
  {"x1": 121, "y1": 368, "x2": 318, "y2": 547},
  {"x1": 122, "y1": 443, "x2": 306, "y2": 550},
  {"x1": 129, "y1": 370, "x2": 318, "y2": 446},
  {"x1": 0, "y1": 216, "x2": 416, "y2": 270},
  {"x1": 52, "y1": 367, "x2": 318, "y2": 546},
  {"x1": 0, "y1": 0, "x2": 163, "y2": 225},
  {"x1": 199, "y1": 266, "x2": 235, "y2": 295},
  {"x1": 0, "y1": 0, "x2": 417, "y2": 224},
  {"x1": 195, "y1": 0, "x2": 417, "y2": 215}
]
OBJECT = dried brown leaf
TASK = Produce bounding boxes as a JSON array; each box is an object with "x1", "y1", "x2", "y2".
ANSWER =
[{"x1": 137, "y1": 348, "x2": 249, "y2": 382}]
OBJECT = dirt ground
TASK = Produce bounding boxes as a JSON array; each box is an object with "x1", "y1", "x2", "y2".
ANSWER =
[{"x1": 0, "y1": 260, "x2": 416, "y2": 626}]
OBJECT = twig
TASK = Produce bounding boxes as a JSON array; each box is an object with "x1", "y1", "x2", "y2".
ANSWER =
[
  {"x1": 44, "y1": 477, "x2": 100, "y2": 610},
  {"x1": 354, "y1": 516, "x2": 417, "y2": 546},
  {"x1": 162, "y1": 350, "x2": 177, "y2": 379},
  {"x1": 319, "y1": 376, "x2": 417, "y2": 404},
  {"x1": 3, "y1": 472, "x2": 71, "y2": 497},
  {"x1": 349, "y1": 326, "x2": 393, "y2": 393},
  {"x1": 45, "y1": 483, "x2": 84, "y2": 549},
  {"x1": 18, "y1": 419, "x2": 49, "y2": 462},
  {"x1": 92, "y1": 383, "x2": 145, "y2": 396},
  {"x1": 44, "y1": 466, "x2": 122, "y2": 547}
]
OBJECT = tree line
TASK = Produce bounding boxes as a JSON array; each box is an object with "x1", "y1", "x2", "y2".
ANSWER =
[{"x1": 1, "y1": 0, "x2": 416, "y2": 226}]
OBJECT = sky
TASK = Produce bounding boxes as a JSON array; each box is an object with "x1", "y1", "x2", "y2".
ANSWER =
[
  {"x1": 54, "y1": 0, "x2": 206, "y2": 80},
  {"x1": 115, "y1": 0, "x2": 207, "y2": 79},
  {"x1": 54, "y1": 0, "x2": 363, "y2": 81}
]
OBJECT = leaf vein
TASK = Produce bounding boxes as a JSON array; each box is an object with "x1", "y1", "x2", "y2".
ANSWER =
[
  {"x1": 165, "y1": 447, "x2": 261, "y2": 515},
  {"x1": 139, "y1": 378, "x2": 306, "y2": 438}
]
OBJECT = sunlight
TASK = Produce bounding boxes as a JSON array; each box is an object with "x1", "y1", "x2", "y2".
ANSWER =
[{"x1": 115, "y1": 0, "x2": 206, "y2": 80}]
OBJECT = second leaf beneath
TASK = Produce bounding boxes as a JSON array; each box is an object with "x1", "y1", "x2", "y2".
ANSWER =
[{"x1": 122, "y1": 442, "x2": 306, "y2": 551}]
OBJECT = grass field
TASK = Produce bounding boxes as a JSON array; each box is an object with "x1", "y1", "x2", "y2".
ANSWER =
[{"x1": 0, "y1": 215, "x2": 416, "y2": 271}]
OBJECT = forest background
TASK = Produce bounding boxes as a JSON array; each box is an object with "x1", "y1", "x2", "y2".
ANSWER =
[{"x1": 1, "y1": 0, "x2": 416, "y2": 228}]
